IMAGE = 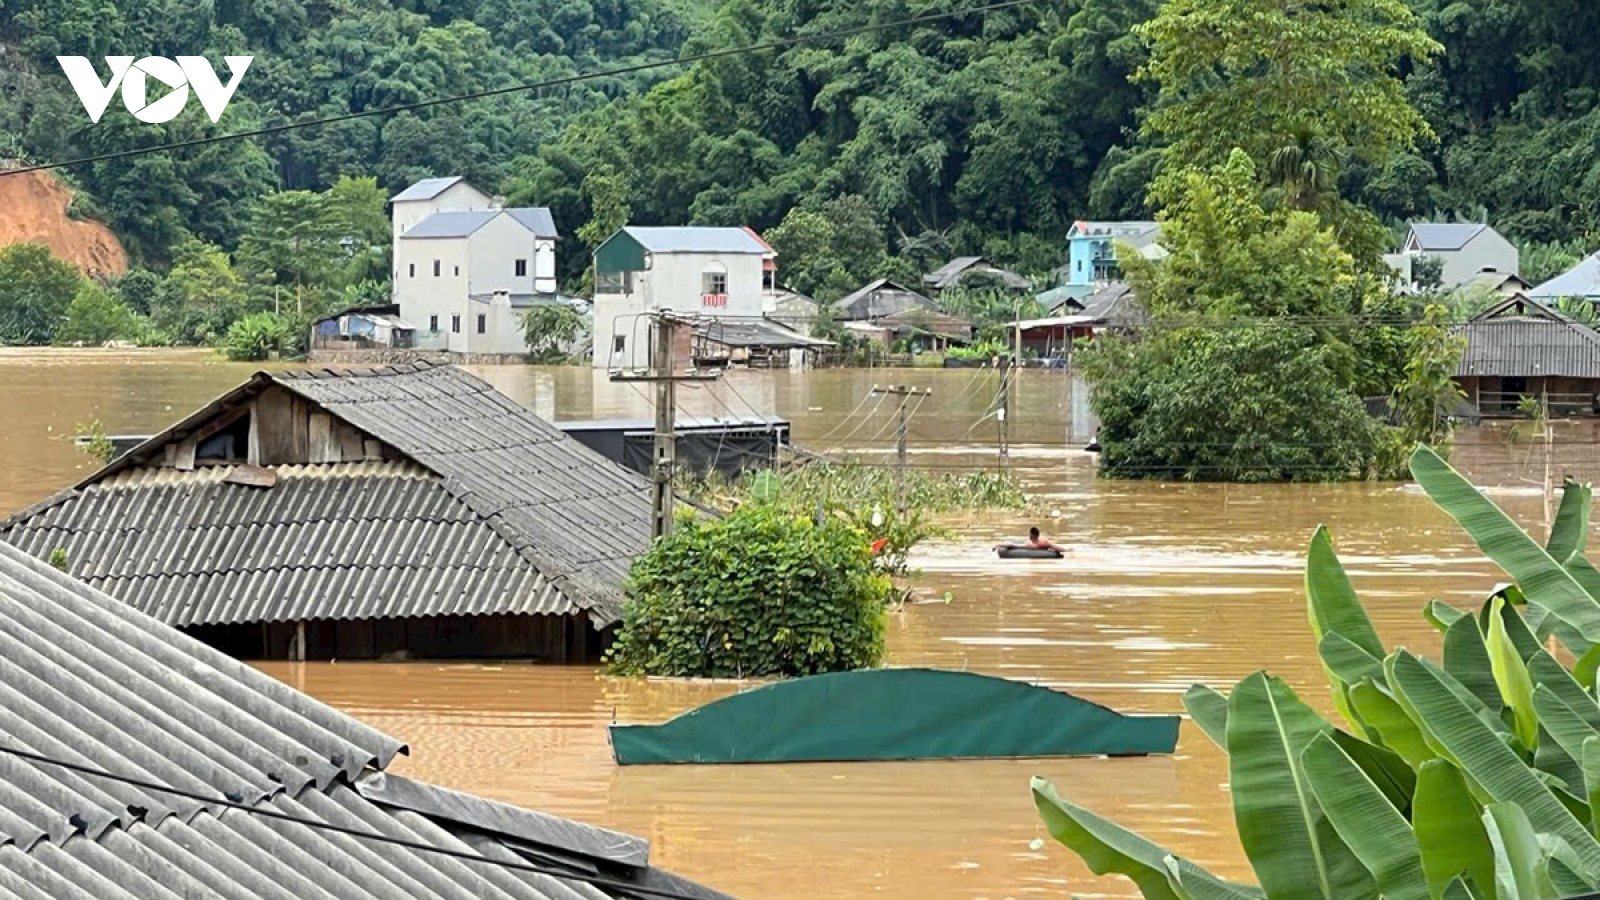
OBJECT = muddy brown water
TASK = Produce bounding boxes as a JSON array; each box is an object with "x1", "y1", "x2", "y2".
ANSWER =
[{"x1": 0, "y1": 348, "x2": 1589, "y2": 899}]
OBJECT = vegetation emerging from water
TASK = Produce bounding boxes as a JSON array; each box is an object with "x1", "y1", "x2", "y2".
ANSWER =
[
  {"x1": 1034, "y1": 445, "x2": 1600, "y2": 899},
  {"x1": 608, "y1": 504, "x2": 889, "y2": 678},
  {"x1": 685, "y1": 461, "x2": 1029, "y2": 514}
]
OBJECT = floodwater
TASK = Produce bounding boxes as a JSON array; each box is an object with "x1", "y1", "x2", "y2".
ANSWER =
[{"x1": 0, "y1": 347, "x2": 1587, "y2": 899}]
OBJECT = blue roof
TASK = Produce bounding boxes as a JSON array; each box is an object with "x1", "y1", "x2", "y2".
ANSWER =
[
  {"x1": 390, "y1": 176, "x2": 470, "y2": 202},
  {"x1": 1408, "y1": 223, "x2": 1488, "y2": 252},
  {"x1": 622, "y1": 226, "x2": 769, "y2": 254},
  {"x1": 403, "y1": 208, "x2": 559, "y2": 239},
  {"x1": 1531, "y1": 251, "x2": 1600, "y2": 299}
]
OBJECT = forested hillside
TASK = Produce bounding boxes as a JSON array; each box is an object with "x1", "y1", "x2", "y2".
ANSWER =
[{"x1": 3, "y1": 0, "x2": 1600, "y2": 313}]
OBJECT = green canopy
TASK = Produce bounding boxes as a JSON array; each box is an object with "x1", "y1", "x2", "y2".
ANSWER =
[{"x1": 610, "y1": 667, "x2": 1180, "y2": 765}]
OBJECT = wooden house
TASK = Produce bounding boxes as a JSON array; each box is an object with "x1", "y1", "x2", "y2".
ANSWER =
[{"x1": 1454, "y1": 294, "x2": 1600, "y2": 416}]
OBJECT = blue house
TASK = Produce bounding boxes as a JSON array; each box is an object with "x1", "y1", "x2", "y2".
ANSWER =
[{"x1": 1064, "y1": 221, "x2": 1164, "y2": 296}]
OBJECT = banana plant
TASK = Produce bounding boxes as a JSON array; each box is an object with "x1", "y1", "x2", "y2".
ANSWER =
[{"x1": 1033, "y1": 447, "x2": 1600, "y2": 899}]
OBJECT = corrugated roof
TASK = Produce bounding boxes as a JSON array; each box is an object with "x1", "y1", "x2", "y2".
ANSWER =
[
  {"x1": 922, "y1": 257, "x2": 1031, "y2": 292},
  {"x1": 696, "y1": 319, "x2": 831, "y2": 349},
  {"x1": 622, "y1": 227, "x2": 768, "y2": 255},
  {"x1": 1407, "y1": 222, "x2": 1487, "y2": 252},
  {"x1": 836, "y1": 279, "x2": 935, "y2": 321},
  {"x1": 1070, "y1": 221, "x2": 1161, "y2": 242},
  {"x1": 2, "y1": 365, "x2": 651, "y2": 627},
  {"x1": 1454, "y1": 316, "x2": 1600, "y2": 378},
  {"x1": 403, "y1": 209, "x2": 559, "y2": 240},
  {"x1": 0, "y1": 541, "x2": 734, "y2": 900},
  {"x1": 390, "y1": 176, "x2": 469, "y2": 202},
  {"x1": 1531, "y1": 252, "x2": 1600, "y2": 300}
]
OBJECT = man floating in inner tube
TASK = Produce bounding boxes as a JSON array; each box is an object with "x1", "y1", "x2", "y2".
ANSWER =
[{"x1": 995, "y1": 527, "x2": 1066, "y2": 554}]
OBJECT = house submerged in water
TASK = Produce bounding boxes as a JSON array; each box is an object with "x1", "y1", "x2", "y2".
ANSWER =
[{"x1": 0, "y1": 363, "x2": 651, "y2": 661}]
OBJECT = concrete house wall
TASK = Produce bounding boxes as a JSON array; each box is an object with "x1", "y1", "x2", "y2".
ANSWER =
[
  {"x1": 593, "y1": 243, "x2": 767, "y2": 370},
  {"x1": 390, "y1": 181, "x2": 493, "y2": 271},
  {"x1": 1400, "y1": 226, "x2": 1521, "y2": 290},
  {"x1": 397, "y1": 237, "x2": 472, "y2": 351}
]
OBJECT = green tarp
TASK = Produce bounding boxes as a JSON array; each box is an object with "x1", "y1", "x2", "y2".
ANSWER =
[{"x1": 609, "y1": 667, "x2": 1180, "y2": 765}]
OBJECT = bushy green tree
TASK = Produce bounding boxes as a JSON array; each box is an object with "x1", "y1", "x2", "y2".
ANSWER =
[
  {"x1": 152, "y1": 239, "x2": 253, "y2": 345},
  {"x1": 54, "y1": 282, "x2": 145, "y2": 345},
  {"x1": 766, "y1": 195, "x2": 890, "y2": 302},
  {"x1": 521, "y1": 305, "x2": 584, "y2": 363},
  {"x1": 0, "y1": 244, "x2": 83, "y2": 345},
  {"x1": 222, "y1": 311, "x2": 294, "y2": 361},
  {"x1": 607, "y1": 505, "x2": 890, "y2": 678}
]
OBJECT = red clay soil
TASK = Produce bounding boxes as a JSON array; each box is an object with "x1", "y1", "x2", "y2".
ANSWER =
[{"x1": 0, "y1": 169, "x2": 127, "y2": 277}]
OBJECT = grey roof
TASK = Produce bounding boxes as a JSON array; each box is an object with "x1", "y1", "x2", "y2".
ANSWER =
[
  {"x1": 404, "y1": 208, "x2": 560, "y2": 240},
  {"x1": 1408, "y1": 222, "x2": 1488, "y2": 252},
  {"x1": 1079, "y1": 282, "x2": 1143, "y2": 325},
  {"x1": 0, "y1": 540, "x2": 733, "y2": 900},
  {"x1": 696, "y1": 318, "x2": 830, "y2": 349},
  {"x1": 470, "y1": 291, "x2": 589, "y2": 310},
  {"x1": 622, "y1": 227, "x2": 769, "y2": 255},
  {"x1": 1070, "y1": 221, "x2": 1162, "y2": 246},
  {"x1": 391, "y1": 176, "x2": 470, "y2": 203},
  {"x1": 836, "y1": 279, "x2": 935, "y2": 321},
  {"x1": 2, "y1": 365, "x2": 650, "y2": 628},
  {"x1": 1531, "y1": 252, "x2": 1600, "y2": 300},
  {"x1": 1455, "y1": 297, "x2": 1600, "y2": 378},
  {"x1": 922, "y1": 257, "x2": 1031, "y2": 292}
]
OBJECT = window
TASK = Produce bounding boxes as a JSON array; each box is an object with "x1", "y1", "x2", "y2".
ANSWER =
[
  {"x1": 613, "y1": 335, "x2": 625, "y2": 354},
  {"x1": 476, "y1": 314, "x2": 486, "y2": 334},
  {"x1": 454, "y1": 265, "x2": 459, "y2": 276},
  {"x1": 763, "y1": 269, "x2": 775, "y2": 290},
  {"x1": 1076, "y1": 260, "x2": 1082, "y2": 273},
  {"x1": 515, "y1": 259, "x2": 527, "y2": 277},
  {"x1": 433, "y1": 260, "x2": 441, "y2": 277},
  {"x1": 597, "y1": 270, "x2": 632, "y2": 293},
  {"x1": 409, "y1": 263, "x2": 415, "y2": 278},
  {"x1": 429, "y1": 315, "x2": 438, "y2": 332},
  {"x1": 451, "y1": 315, "x2": 461, "y2": 334},
  {"x1": 703, "y1": 271, "x2": 728, "y2": 295}
]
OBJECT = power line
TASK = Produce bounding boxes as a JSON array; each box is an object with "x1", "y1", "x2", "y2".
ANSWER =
[
  {"x1": 0, "y1": 743, "x2": 715, "y2": 900},
  {"x1": 2, "y1": 0, "x2": 1043, "y2": 178}
]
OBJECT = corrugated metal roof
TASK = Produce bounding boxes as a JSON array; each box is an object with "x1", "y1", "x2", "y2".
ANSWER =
[
  {"x1": 836, "y1": 279, "x2": 935, "y2": 321},
  {"x1": 922, "y1": 257, "x2": 1031, "y2": 292},
  {"x1": 1408, "y1": 222, "x2": 1487, "y2": 252},
  {"x1": 0, "y1": 541, "x2": 735, "y2": 900},
  {"x1": 695, "y1": 319, "x2": 830, "y2": 348},
  {"x1": 2, "y1": 365, "x2": 651, "y2": 627},
  {"x1": 1454, "y1": 317, "x2": 1600, "y2": 378},
  {"x1": 403, "y1": 209, "x2": 559, "y2": 240},
  {"x1": 621, "y1": 227, "x2": 768, "y2": 255},
  {"x1": 1531, "y1": 252, "x2": 1600, "y2": 300}
]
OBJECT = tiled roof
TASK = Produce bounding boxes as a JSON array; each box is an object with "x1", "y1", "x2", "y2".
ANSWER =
[
  {"x1": 1455, "y1": 299, "x2": 1600, "y2": 378},
  {"x1": 922, "y1": 257, "x2": 1031, "y2": 292},
  {"x1": 0, "y1": 540, "x2": 734, "y2": 899},
  {"x1": 2, "y1": 365, "x2": 650, "y2": 627},
  {"x1": 390, "y1": 176, "x2": 469, "y2": 202}
]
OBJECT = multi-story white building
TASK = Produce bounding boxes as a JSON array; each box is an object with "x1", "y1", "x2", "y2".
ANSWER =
[
  {"x1": 390, "y1": 177, "x2": 566, "y2": 355},
  {"x1": 591, "y1": 226, "x2": 778, "y2": 370}
]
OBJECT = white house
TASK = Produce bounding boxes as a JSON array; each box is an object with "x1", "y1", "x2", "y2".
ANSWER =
[
  {"x1": 591, "y1": 226, "x2": 778, "y2": 370},
  {"x1": 1386, "y1": 223, "x2": 1520, "y2": 291},
  {"x1": 390, "y1": 177, "x2": 564, "y2": 355}
]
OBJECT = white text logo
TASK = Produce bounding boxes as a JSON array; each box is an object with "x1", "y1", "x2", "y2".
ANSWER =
[{"x1": 57, "y1": 56, "x2": 253, "y2": 124}]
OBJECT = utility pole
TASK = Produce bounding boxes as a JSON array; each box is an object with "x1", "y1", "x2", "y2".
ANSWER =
[
  {"x1": 611, "y1": 312, "x2": 717, "y2": 540},
  {"x1": 996, "y1": 356, "x2": 1010, "y2": 467},
  {"x1": 871, "y1": 385, "x2": 932, "y2": 515}
]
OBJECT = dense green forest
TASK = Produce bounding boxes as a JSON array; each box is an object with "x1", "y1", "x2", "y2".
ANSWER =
[{"x1": 4, "y1": 0, "x2": 1600, "y2": 352}]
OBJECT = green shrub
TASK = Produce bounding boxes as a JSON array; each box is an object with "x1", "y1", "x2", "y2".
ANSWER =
[
  {"x1": 223, "y1": 312, "x2": 292, "y2": 361},
  {"x1": 607, "y1": 505, "x2": 890, "y2": 678}
]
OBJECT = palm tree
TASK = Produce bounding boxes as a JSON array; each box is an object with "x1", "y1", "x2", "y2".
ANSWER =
[{"x1": 1267, "y1": 127, "x2": 1346, "y2": 211}]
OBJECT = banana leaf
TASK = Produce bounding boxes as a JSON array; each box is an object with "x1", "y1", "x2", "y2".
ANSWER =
[
  {"x1": 1537, "y1": 836, "x2": 1593, "y2": 898},
  {"x1": 1321, "y1": 632, "x2": 1387, "y2": 687},
  {"x1": 1030, "y1": 776, "x2": 1191, "y2": 900},
  {"x1": 1528, "y1": 652, "x2": 1600, "y2": 728},
  {"x1": 1414, "y1": 759, "x2": 1497, "y2": 900},
  {"x1": 1302, "y1": 733, "x2": 1429, "y2": 900},
  {"x1": 1351, "y1": 678, "x2": 1436, "y2": 769},
  {"x1": 1486, "y1": 596, "x2": 1544, "y2": 662},
  {"x1": 1547, "y1": 479, "x2": 1592, "y2": 564},
  {"x1": 1307, "y1": 527, "x2": 1384, "y2": 738},
  {"x1": 1427, "y1": 600, "x2": 1472, "y2": 634},
  {"x1": 1411, "y1": 446, "x2": 1600, "y2": 644},
  {"x1": 1443, "y1": 616, "x2": 1504, "y2": 713},
  {"x1": 1184, "y1": 683, "x2": 1229, "y2": 750},
  {"x1": 1441, "y1": 879, "x2": 1486, "y2": 900},
  {"x1": 1389, "y1": 650, "x2": 1600, "y2": 877},
  {"x1": 1483, "y1": 803, "x2": 1545, "y2": 900},
  {"x1": 1584, "y1": 737, "x2": 1600, "y2": 839},
  {"x1": 1487, "y1": 598, "x2": 1540, "y2": 750},
  {"x1": 1534, "y1": 685, "x2": 1600, "y2": 766},
  {"x1": 1560, "y1": 554, "x2": 1600, "y2": 655},
  {"x1": 1330, "y1": 730, "x2": 1417, "y2": 814},
  {"x1": 1576, "y1": 645, "x2": 1600, "y2": 692},
  {"x1": 1226, "y1": 672, "x2": 1376, "y2": 900},
  {"x1": 1163, "y1": 856, "x2": 1264, "y2": 900}
]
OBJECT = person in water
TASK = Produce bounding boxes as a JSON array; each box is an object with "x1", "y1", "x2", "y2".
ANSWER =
[{"x1": 996, "y1": 527, "x2": 1065, "y2": 553}]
